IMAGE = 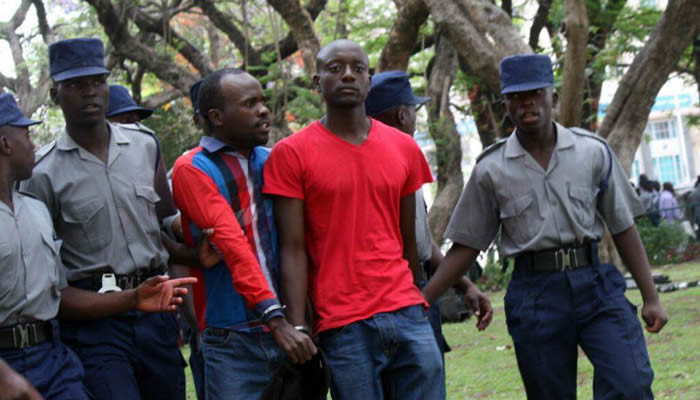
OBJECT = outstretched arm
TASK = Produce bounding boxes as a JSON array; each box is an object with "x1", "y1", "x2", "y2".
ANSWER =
[
  {"x1": 422, "y1": 243, "x2": 481, "y2": 305},
  {"x1": 58, "y1": 275, "x2": 197, "y2": 320}
]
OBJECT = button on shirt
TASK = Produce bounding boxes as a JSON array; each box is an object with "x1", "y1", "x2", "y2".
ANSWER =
[
  {"x1": 20, "y1": 123, "x2": 168, "y2": 281},
  {"x1": 0, "y1": 191, "x2": 67, "y2": 326},
  {"x1": 445, "y1": 123, "x2": 645, "y2": 257}
]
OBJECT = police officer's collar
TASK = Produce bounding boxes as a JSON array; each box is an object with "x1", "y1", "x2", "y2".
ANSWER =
[
  {"x1": 57, "y1": 122, "x2": 131, "y2": 151},
  {"x1": 505, "y1": 122, "x2": 575, "y2": 159}
]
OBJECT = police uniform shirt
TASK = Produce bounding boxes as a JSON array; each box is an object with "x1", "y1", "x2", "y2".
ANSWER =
[
  {"x1": 0, "y1": 191, "x2": 67, "y2": 326},
  {"x1": 20, "y1": 122, "x2": 168, "y2": 282},
  {"x1": 445, "y1": 122, "x2": 645, "y2": 257},
  {"x1": 415, "y1": 188, "x2": 433, "y2": 265}
]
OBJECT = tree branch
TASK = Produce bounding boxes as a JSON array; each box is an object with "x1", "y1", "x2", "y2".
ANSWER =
[
  {"x1": 195, "y1": 0, "x2": 261, "y2": 66},
  {"x1": 529, "y1": 0, "x2": 551, "y2": 51},
  {"x1": 376, "y1": 0, "x2": 430, "y2": 72},
  {"x1": 266, "y1": 0, "x2": 321, "y2": 77}
]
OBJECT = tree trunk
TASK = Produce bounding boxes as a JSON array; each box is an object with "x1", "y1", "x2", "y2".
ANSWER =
[
  {"x1": 424, "y1": 0, "x2": 531, "y2": 94},
  {"x1": 426, "y1": 35, "x2": 463, "y2": 245},
  {"x1": 558, "y1": 0, "x2": 588, "y2": 128},
  {"x1": 599, "y1": 0, "x2": 700, "y2": 173},
  {"x1": 267, "y1": 0, "x2": 321, "y2": 78},
  {"x1": 376, "y1": 0, "x2": 429, "y2": 72}
]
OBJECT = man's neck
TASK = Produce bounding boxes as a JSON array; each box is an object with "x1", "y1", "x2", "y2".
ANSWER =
[
  {"x1": 211, "y1": 133, "x2": 253, "y2": 158},
  {"x1": 65, "y1": 119, "x2": 111, "y2": 161},
  {"x1": 515, "y1": 121, "x2": 557, "y2": 153},
  {"x1": 322, "y1": 105, "x2": 371, "y2": 142},
  {"x1": 0, "y1": 171, "x2": 14, "y2": 211}
]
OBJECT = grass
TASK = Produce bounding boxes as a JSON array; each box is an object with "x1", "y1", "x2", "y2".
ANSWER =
[
  {"x1": 442, "y1": 261, "x2": 700, "y2": 399},
  {"x1": 180, "y1": 261, "x2": 700, "y2": 399}
]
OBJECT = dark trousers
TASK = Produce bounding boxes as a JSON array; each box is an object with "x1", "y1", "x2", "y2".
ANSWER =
[
  {"x1": 61, "y1": 311, "x2": 186, "y2": 400},
  {"x1": 1, "y1": 321, "x2": 88, "y2": 400},
  {"x1": 505, "y1": 262, "x2": 654, "y2": 400}
]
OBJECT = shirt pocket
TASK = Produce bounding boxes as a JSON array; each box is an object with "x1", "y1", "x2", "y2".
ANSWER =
[
  {"x1": 40, "y1": 232, "x2": 61, "y2": 290},
  {"x1": 0, "y1": 236, "x2": 19, "y2": 300},
  {"x1": 61, "y1": 198, "x2": 112, "y2": 253},
  {"x1": 568, "y1": 185, "x2": 598, "y2": 229},
  {"x1": 133, "y1": 184, "x2": 161, "y2": 233},
  {"x1": 500, "y1": 191, "x2": 542, "y2": 245}
]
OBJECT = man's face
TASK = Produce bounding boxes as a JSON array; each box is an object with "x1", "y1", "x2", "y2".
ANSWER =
[
  {"x1": 503, "y1": 87, "x2": 555, "y2": 135},
  {"x1": 212, "y1": 73, "x2": 270, "y2": 149},
  {"x1": 1, "y1": 125, "x2": 35, "y2": 181},
  {"x1": 315, "y1": 43, "x2": 370, "y2": 108},
  {"x1": 108, "y1": 111, "x2": 141, "y2": 124},
  {"x1": 53, "y1": 74, "x2": 109, "y2": 126}
]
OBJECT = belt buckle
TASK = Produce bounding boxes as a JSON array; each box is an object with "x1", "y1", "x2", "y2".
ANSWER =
[
  {"x1": 13, "y1": 324, "x2": 38, "y2": 349},
  {"x1": 556, "y1": 249, "x2": 571, "y2": 271}
]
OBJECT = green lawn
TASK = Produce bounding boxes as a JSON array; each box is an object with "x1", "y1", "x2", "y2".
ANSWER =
[{"x1": 181, "y1": 261, "x2": 700, "y2": 399}]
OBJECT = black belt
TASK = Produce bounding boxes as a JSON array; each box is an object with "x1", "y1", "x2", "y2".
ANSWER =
[
  {"x1": 77, "y1": 268, "x2": 164, "y2": 291},
  {"x1": 0, "y1": 321, "x2": 53, "y2": 350},
  {"x1": 515, "y1": 242, "x2": 596, "y2": 272}
]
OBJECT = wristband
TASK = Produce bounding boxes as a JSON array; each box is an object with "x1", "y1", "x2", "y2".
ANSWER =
[{"x1": 294, "y1": 325, "x2": 311, "y2": 335}]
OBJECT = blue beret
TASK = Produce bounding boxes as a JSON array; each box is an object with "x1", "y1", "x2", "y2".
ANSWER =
[
  {"x1": 106, "y1": 85, "x2": 153, "y2": 119},
  {"x1": 365, "y1": 70, "x2": 430, "y2": 116},
  {"x1": 49, "y1": 38, "x2": 109, "y2": 82},
  {"x1": 0, "y1": 94, "x2": 41, "y2": 127},
  {"x1": 499, "y1": 54, "x2": 553, "y2": 94}
]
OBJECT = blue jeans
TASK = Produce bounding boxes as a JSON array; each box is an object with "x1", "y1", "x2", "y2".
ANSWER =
[
  {"x1": 318, "y1": 305, "x2": 443, "y2": 400},
  {"x1": 202, "y1": 328, "x2": 283, "y2": 400},
  {"x1": 1, "y1": 322, "x2": 88, "y2": 400},
  {"x1": 505, "y1": 263, "x2": 654, "y2": 400}
]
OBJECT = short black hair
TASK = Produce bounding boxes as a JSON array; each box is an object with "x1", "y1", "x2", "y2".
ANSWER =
[{"x1": 198, "y1": 68, "x2": 245, "y2": 129}]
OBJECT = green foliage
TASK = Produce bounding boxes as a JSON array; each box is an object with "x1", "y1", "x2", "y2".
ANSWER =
[
  {"x1": 637, "y1": 218, "x2": 690, "y2": 265},
  {"x1": 142, "y1": 98, "x2": 202, "y2": 169},
  {"x1": 477, "y1": 245, "x2": 512, "y2": 292}
]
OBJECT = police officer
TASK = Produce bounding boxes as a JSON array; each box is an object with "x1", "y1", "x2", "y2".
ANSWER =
[
  {"x1": 365, "y1": 71, "x2": 493, "y2": 400},
  {"x1": 20, "y1": 38, "x2": 189, "y2": 399},
  {"x1": 106, "y1": 84, "x2": 154, "y2": 124},
  {"x1": 1, "y1": 93, "x2": 195, "y2": 399},
  {"x1": 422, "y1": 54, "x2": 668, "y2": 399}
]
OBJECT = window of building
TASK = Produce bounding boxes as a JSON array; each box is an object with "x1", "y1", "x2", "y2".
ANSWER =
[
  {"x1": 647, "y1": 119, "x2": 677, "y2": 140},
  {"x1": 631, "y1": 159, "x2": 641, "y2": 182},
  {"x1": 652, "y1": 155, "x2": 683, "y2": 185}
]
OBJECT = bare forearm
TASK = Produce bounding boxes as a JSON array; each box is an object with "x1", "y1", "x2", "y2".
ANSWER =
[
  {"x1": 280, "y1": 248, "x2": 309, "y2": 326},
  {"x1": 422, "y1": 244, "x2": 480, "y2": 304},
  {"x1": 399, "y1": 195, "x2": 420, "y2": 280},
  {"x1": 428, "y1": 241, "x2": 470, "y2": 292},
  {"x1": 613, "y1": 226, "x2": 659, "y2": 304},
  {"x1": 59, "y1": 286, "x2": 138, "y2": 320}
]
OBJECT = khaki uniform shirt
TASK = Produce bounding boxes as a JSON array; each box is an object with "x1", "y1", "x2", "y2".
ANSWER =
[
  {"x1": 21, "y1": 123, "x2": 168, "y2": 282},
  {"x1": 445, "y1": 123, "x2": 645, "y2": 258},
  {"x1": 0, "y1": 191, "x2": 66, "y2": 326}
]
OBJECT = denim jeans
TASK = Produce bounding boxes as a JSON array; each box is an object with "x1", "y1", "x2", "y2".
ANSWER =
[
  {"x1": 202, "y1": 328, "x2": 282, "y2": 400},
  {"x1": 318, "y1": 305, "x2": 443, "y2": 400}
]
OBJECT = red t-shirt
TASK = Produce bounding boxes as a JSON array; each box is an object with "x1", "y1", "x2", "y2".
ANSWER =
[{"x1": 263, "y1": 119, "x2": 433, "y2": 333}]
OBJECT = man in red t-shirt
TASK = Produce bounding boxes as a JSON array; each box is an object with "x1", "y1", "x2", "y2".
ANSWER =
[{"x1": 263, "y1": 39, "x2": 443, "y2": 400}]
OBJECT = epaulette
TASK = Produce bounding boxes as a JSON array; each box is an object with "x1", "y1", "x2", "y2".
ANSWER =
[
  {"x1": 568, "y1": 126, "x2": 608, "y2": 145},
  {"x1": 476, "y1": 137, "x2": 507, "y2": 163},
  {"x1": 34, "y1": 141, "x2": 56, "y2": 165},
  {"x1": 119, "y1": 122, "x2": 156, "y2": 135}
]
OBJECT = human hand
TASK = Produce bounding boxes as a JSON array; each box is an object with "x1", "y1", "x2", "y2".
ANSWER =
[
  {"x1": 641, "y1": 299, "x2": 668, "y2": 333},
  {"x1": 463, "y1": 284, "x2": 493, "y2": 331},
  {"x1": 267, "y1": 317, "x2": 317, "y2": 364},
  {"x1": 134, "y1": 275, "x2": 198, "y2": 312},
  {"x1": 198, "y1": 229, "x2": 222, "y2": 268},
  {"x1": 0, "y1": 360, "x2": 42, "y2": 400}
]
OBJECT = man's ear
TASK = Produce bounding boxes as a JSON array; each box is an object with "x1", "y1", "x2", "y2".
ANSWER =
[
  {"x1": 0, "y1": 135, "x2": 13, "y2": 156},
  {"x1": 396, "y1": 107, "x2": 407, "y2": 128},
  {"x1": 312, "y1": 75, "x2": 320, "y2": 92},
  {"x1": 207, "y1": 108, "x2": 224, "y2": 128}
]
